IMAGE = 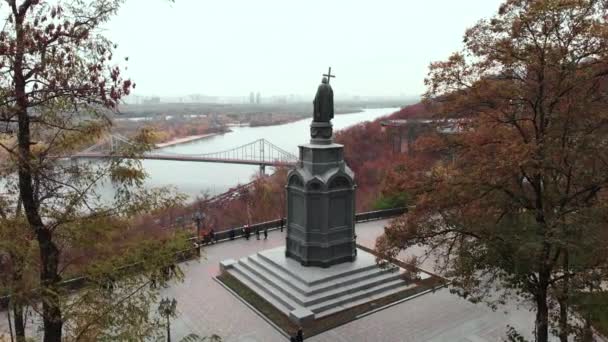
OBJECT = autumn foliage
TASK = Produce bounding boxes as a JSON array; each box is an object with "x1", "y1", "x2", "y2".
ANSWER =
[
  {"x1": 114, "y1": 116, "x2": 228, "y2": 145},
  {"x1": 377, "y1": 1, "x2": 608, "y2": 341},
  {"x1": 0, "y1": 1, "x2": 192, "y2": 341}
]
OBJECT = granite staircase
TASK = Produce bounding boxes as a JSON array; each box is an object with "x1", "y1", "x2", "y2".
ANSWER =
[{"x1": 221, "y1": 246, "x2": 415, "y2": 324}]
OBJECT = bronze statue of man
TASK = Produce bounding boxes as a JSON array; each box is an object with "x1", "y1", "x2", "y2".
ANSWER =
[{"x1": 313, "y1": 77, "x2": 334, "y2": 122}]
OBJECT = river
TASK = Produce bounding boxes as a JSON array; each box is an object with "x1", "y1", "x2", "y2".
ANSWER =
[{"x1": 101, "y1": 107, "x2": 399, "y2": 200}]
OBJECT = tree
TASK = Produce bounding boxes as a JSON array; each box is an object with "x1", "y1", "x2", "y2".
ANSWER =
[
  {"x1": 377, "y1": 1, "x2": 608, "y2": 341},
  {"x1": 0, "y1": 216, "x2": 36, "y2": 342},
  {"x1": 0, "y1": 1, "x2": 192, "y2": 341}
]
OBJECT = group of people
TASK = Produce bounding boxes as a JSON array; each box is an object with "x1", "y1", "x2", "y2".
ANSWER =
[
  {"x1": 242, "y1": 224, "x2": 268, "y2": 240},
  {"x1": 221, "y1": 218, "x2": 286, "y2": 241},
  {"x1": 290, "y1": 328, "x2": 304, "y2": 342},
  {"x1": 200, "y1": 228, "x2": 217, "y2": 245}
]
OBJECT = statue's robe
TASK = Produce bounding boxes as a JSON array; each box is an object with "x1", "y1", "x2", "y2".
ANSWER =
[{"x1": 313, "y1": 83, "x2": 334, "y2": 122}]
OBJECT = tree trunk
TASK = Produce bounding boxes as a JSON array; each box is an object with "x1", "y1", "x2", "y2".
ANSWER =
[
  {"x1": 536, "y1": 270, "x2": 550, "y2": 342},
  {"x1": 557, "y1": 298, "x2": 568, "y2": 342},
  {"x1": 13, "y1": 8, "x2": 63, "y2": 341},
  {"x1": 13, "y1": 302, "x2": 26, "y2": 342},
  {"x1": 37, "y1": 229, "x2": 63, "y2": 342},
  {"x1": 581, "y1": 313, "x2": 594, "y2": 342},
  {"x1": 10, "y1": 252, "x2": 26, "y2": 342},
  {"x1": 558, "y1": 251, "x2": 569, "y2": 342}
]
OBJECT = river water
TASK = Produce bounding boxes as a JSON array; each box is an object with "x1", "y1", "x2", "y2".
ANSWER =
[{"x1": 105, "y1": 107, "x2": 399, "y2": 200}]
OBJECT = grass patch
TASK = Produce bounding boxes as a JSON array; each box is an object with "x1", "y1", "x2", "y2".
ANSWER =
[
  {"x1": 217, "y1": 272, "x2": 300, "y2": 335},
  {"x1": 217, "y1": 246, "x2": 446, "y2": 339}
]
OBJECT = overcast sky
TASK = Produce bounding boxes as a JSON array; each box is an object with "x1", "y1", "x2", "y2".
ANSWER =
[{"x1": 106, "y1": 0, "x2": 504, "y2": 98}]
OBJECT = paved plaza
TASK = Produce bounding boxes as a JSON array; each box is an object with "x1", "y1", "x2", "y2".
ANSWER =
[{"x1": 1, "y1": 219, "x2": 552, "y2": 341}]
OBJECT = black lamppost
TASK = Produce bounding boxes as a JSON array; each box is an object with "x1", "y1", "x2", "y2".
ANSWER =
[
  {"x1": 192, "y1": 211, "x2": 205, "y2": 244},
  {"x1": 158, "y1": 297, "x2": 177, "y2": 342}
]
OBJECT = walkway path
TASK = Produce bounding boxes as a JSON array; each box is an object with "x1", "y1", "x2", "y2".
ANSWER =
[
  {"x1": 0, "y1": 219, "x2": 553, "y2": 341},
  {"x1": 165, "y1": 219, "x2": 544, "y2": 341}
]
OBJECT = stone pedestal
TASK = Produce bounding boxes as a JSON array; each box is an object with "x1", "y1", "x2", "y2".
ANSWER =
[
  {"x1": 310, "y1": 121, "x2": 333, "y2": 145},
  {"x1": 285, "y1": 123, "x2": 357, "y2": 267},
  {"x1": 221, "y1": 246, "x2": 417, "y2": 325}
]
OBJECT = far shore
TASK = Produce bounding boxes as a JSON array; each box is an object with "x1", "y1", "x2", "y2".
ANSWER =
[{"x1": 154, "y1": 133, "x2": 221, "y2": 149}]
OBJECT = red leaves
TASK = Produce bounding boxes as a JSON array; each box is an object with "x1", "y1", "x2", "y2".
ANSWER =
[
  {"x1": 0, "y1": 0, "x2": 134, "y2": 114},
  {"x1": 44, "y1": 23, "x2": 55, "y2": 34},
  {"x1": 110, "y1": 66, "x2": 120, "y2": 82},
  {"x1": 391, "y1": 102, "x2": 432, "y2": 119},
  {"x1": 122, "y1": 79, "x2": 133, "y2": 95},
  {"x1": 109, "y1": 87, "x2": 118, "y2": 101}
]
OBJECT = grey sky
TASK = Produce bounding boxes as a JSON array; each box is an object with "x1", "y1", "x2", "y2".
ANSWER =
[{"x1": 107, "y1": 0, "x2": 504, "y2": 98}]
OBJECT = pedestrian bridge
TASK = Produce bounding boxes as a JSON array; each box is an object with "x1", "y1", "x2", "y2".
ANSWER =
[{"x1": 72, "y1": 134, "x2": 298, "y2": 173}]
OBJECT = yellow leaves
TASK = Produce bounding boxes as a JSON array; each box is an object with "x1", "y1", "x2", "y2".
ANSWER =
[
  {"x1": 30, "y1": 141, "x2": 49, "y2": 156},
  {"x1": 0, "y1": 135, "x2": 15, "y2": 160},
  {"x1": 144, "y1": 129, "x2": 168, "y2": 145},
  {"x1": 109, "y1": 165, "x2": 145, "y2": 185},
  {"x1": 0, "y1": 134, "x2": 14, "y2": 146},
  {"x1": 53, "y1": 123, "x2": 108, "y2": 154}
]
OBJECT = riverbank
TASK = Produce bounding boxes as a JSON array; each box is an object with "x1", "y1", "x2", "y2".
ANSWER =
[
  {"x1": 143, "y1": 105, "x2": 414, "y2": 234},
  {"x1": 154, "y1": 132, "x2": 223, "y2": 148},
  {"x1": 131, "y1": 107, "x2": 402, "y2": 200}
]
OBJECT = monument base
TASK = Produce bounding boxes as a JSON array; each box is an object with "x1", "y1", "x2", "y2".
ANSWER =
[
  {"x1": 220, "y1": 246, "x2": 424, "y2": 325},
  {"x1": 309, "y1": 121, "x2": 333, "y2": 145},
  {"x1": 285, "y1": 248, "x2": 355, "y2": 268}
]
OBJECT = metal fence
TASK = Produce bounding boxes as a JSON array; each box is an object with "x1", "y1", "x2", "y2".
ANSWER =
[{"x1": 193, "y1": 207, "x2": 407, "y2": 244}]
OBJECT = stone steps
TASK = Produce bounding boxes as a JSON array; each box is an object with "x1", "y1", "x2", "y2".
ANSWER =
[
  {"x1": 237, "y1": 256, "x2": 403, "y2": 307},
  {"x1": 247, "y1": 253, "x2": 399, "y2": 296},
  {"x1": 257, "y1": 251, "x2": 378, "y2": 286},
  {"x1": 315, "y1": 283, "x2": 415, "y2": 318},
  {"x1": 309, "y1": 278, "x2": 408, "y2": 314},
  {"x1": 228, "y1": 264, "x2": 296, "y2": 314},
  {"x1": 220, "y1": 246, "x2": 417, "y2": 324}
]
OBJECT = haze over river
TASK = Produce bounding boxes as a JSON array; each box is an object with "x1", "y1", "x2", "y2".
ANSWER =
[{"x1": 102, "y1": 107, "x2": 399, "y2": 200}]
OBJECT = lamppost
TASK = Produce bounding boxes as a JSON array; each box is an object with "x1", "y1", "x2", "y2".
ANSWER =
[
  {"x1": 192, "y1": 211, "x2": 205, "y2": 244},
  {"x1": 158, "y1": 297, "x2": 177, "y2": 342}
]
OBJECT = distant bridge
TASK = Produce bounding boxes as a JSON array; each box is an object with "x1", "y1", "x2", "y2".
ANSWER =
[{"x1": 72, "y1": 134, "x2": 298, "y2": 173}]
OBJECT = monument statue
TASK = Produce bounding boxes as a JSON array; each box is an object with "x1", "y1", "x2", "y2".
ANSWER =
[
  {"x1": 220, "y1": 68, "x2": 410, "y2": 326},
  {"x1": 313, "y1": 77, "x2": 334, "y2": 122},
  {"x1": 310, "y1": 67, "x2": 336, "y2": 144}
]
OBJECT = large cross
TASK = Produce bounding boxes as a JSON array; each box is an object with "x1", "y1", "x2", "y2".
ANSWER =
[{"x1": 323, "y1": 67, "x2": 336, "y2": 84}]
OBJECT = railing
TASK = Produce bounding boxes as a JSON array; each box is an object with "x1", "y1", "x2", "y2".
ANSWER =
[
  {"x1": 193, "y1": 207, "x2": 407, "y2": 244},
  {"x1": 0, "y1": 207, "x2": 407, "y2": 309}
]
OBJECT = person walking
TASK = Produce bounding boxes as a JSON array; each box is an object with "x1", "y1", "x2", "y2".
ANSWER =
[
  {"x1": 209, "y1": 228, "x2": 216, "y2": 244},
  {"x1": 263, "y1": 227, "x2": 268, "y2": 240},
  {"x1": 296, "y1": 328, "x2": 304, "y2": 342},
  {"x1": 255, "y1": 226, "x2": 260, "y2": 240},
  {"x1": 243, "y1": 225, "x2": 249, "y2": 240}
]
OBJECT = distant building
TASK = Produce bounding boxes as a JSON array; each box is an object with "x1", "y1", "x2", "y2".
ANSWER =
[
  {"x1": 256, "y1": 92, "x2": 261, "y2": 104},
  {"x1": 249, "y1": 92, "x2": 255, "y2": 104}
]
